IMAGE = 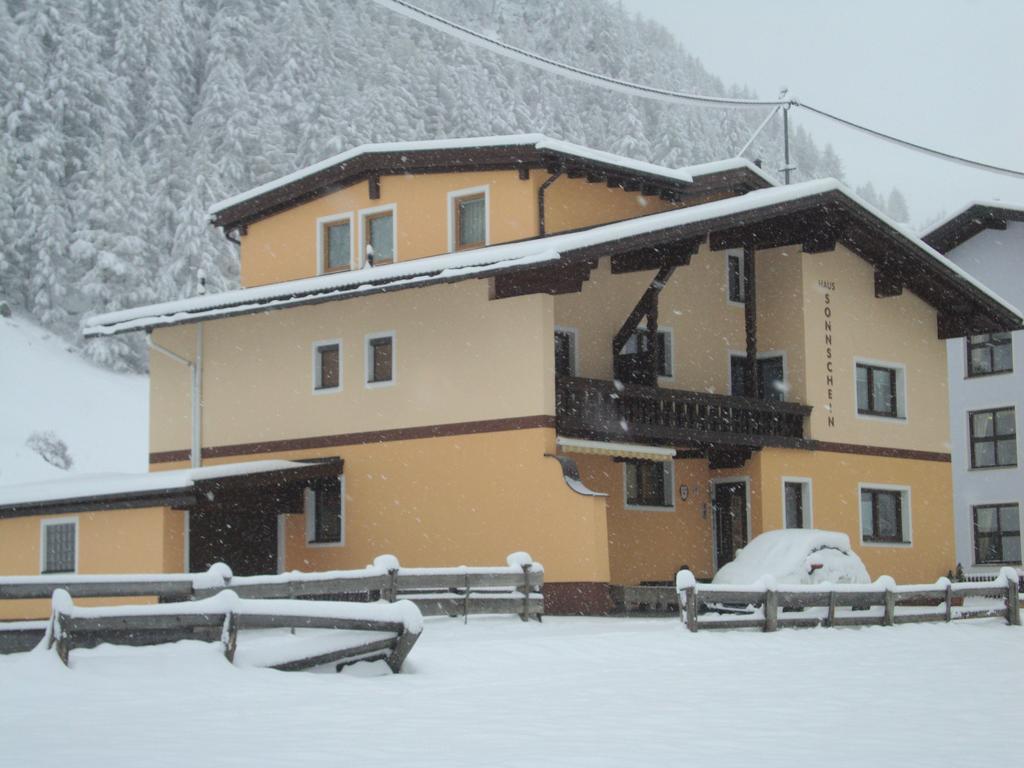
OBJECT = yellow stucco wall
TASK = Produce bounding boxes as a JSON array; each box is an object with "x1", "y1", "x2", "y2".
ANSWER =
[
  {"x1": 0, "y1": 507, "x2": 177, "y2": 620},
  {"x1": 541, "y1": 173, "x2": 677, "y2": 233},
  {"x1": 149, "y1": 280, "x2": 557, "y2": 455}
]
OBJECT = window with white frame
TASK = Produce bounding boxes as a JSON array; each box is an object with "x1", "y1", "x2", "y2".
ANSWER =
[
  {"x1": 969, "y1": 406, "x2": 1017, "y2": 469},
  {"x1": 366, "y1": 332, "x2": 395, "y2": 386},
  {"x1": 305, "y1": 476, "x2": 345, "y2": 545},
  {"x1": 624, "y1": 460, "x2": 674, "y2": 509},
  {"x1": 41, "y1": 519, "x2": 77, "y2": 574},
  {"x1": 860, "y1": 486, "x2": 910, "y2": 544},
  {"x1": 783, "y1": 480, "x2": 811, "y2": 529},
  {"x1": 318, "y1": 214, "x2": 353, "y2": 273},
  {"x1": 967, "y1": 333, "x2": 1013, "y2": 377},
  {"x1": 362, "y1": 206, "x2": 396, "y2": 266},
  {"x1": 313, "y1": 341, "x2": 341, "y2": 392}
]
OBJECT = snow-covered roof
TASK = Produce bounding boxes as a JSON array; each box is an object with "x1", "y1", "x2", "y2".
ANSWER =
[
  {"x1": 0, "y1": 460, "x2": 327, "y2": 513},
  {"x1": 923, "y1": 200, "x2": 1024, "y2": 238},
  {"x1": 85, "y1": 177, "x2": 1023, "y2": 337},
  {"x1": 677, "y1": 157, "x2": 778, "y2": 187},
  {"x1": 209, "y1": 134, "x2": 698, "y2": 217},
  {"x1": 922, "y1": 200, "x2": 1024, "y2": 254}
]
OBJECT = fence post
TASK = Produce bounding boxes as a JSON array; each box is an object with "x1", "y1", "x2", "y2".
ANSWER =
[
  {"x1": 764, "y1": 589, "x2": 778, "y2": 632},
  {"x1": 386, "y1": 568, "x2": 398, "y2": 603},
  {"x1": 222, "y1": 610, "x2": 238, "y2": 664},
  {"x1": 519, "y1": 563, "x2": 531, "y2": 623},
  {"x1": 1006, "y1": 573, "x2": 1021, "y2": 627},
  {"x1": 826, "y1": 591, "x2": 837, "y2": 628},
  {"x1": 685, "y1": 587, "x2": 698, "y2": 632},
  {"x1": 944, "y1": 582, "x2": 953, "y2": 623},
  {"x1": 463, "y1": 571, "x2": 471, "y2": 625},
  {"x1": 883, "y1": 588, "x2": 895, "y2": 627},
  {"x1": 54, "y1": 611, "x2": 70, "y2": 667}
]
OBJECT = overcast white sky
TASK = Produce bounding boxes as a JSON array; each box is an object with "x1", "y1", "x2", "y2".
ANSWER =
[{"x1": 619, "y1": 0, "x2": 1024, "y2": 229}]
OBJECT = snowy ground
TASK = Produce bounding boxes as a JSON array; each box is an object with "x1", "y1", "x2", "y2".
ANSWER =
[
  {"x1": 0, "y1": 315, "x2": 148, "y2": 485},
  {"x1": 1, "y1": 615, "x2": 1019, "y2": 767}
]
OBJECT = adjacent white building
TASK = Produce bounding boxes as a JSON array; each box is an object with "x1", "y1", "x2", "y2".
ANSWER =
[{"x1": 924, "y1": 203, "x2": 1024, "y2": 576}]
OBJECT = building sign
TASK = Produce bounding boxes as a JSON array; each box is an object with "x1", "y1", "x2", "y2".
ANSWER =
[{"x1": 819, "y1": 279, "x2": 837, "y2": 428}]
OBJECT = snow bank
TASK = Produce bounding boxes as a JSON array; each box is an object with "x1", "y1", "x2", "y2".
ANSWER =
[{"x1": 712, "y1": 529, "x2": 870, "y2": 586}]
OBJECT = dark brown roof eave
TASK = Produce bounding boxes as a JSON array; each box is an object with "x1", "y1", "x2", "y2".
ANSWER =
[{"x1": 922, "y1": 204, "x2": 1024, "y2": 254}]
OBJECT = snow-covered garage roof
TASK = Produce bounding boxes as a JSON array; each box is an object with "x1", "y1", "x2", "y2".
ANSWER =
[
  {"x1": 207, "y1": 134, "x2": 774, "y2": 230},
  {"x1": 84, "y1": 178, "x2": 1022, "y2": 339}
]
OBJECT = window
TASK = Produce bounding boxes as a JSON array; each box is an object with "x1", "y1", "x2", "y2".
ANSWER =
[
  {"x1": 624, "y1": 460, "x2": 674, "y2": 509},
  {"x1": 783, "y1": 480, "x2": 810, "y2": 529},
  {"x1": 730, "y1": 354, "x2": 785, "y2": 401},
  {"x1": 554, "y1": 328, "x2": 577, "y2": 377},
  {"x1": 41, "y1": 519, "x2": 76, "y2": 574},
  {"x1": 973, "y1": 504, "x2": 1021, "y2": 564},
  {"x1": 967, "y1": 333, "x2": 1012, "y2": 377},
  {"x1": 856, "y1": 363, "x2": 900, "y2": 418},
  {"x1": 365, "y1": 210, "x2": 395, "y2": 266},
  {"x1": 366, "y1": 333, "x2": 395, "y2": 386},
  {"x1": 317, "y1": 214, "x2": 354, "y2": 274},
  {"x1": 860, "y1": 487, "x2": 908, "y2": 544},
  {"x1": 727, "y1": 250, "x2": 745, "y2": 303},
  {"x1": 622, "y1": 328, "x2": 672, "y2": 378},
  {"x1": 969, "y1": 407, "x2": 1017, "y2": 468},
  {"x1": 313, "y1": 342, "x2": 341, "y2": 392},
  {"x1": 454, "y1": 193, "x2": 486, "y2": 250},
  {"x1": 305, "y1": 477, "x2": 345, "y2": 545}
]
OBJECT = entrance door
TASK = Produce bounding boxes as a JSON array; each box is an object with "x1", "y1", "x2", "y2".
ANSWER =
[
  {"x1": 714, "y1": 481, "x2": 748, "y2": 568},
  {"x1": 189, "y1": 510, "x2": 278, "y2": 576}
]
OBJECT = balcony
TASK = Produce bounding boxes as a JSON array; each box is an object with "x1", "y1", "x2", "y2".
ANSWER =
[{"x1": 556, "y1": 376, "x2": 812, "y2": 450}]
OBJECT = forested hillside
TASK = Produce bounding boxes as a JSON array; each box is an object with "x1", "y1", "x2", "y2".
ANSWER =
[{"x1": 1, "y1": 0, "x2": 901, "y2": 371}]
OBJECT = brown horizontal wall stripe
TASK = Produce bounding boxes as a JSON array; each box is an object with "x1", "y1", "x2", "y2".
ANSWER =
[
  {"x1": 150, "y1": 415, "x2": 557, "y2": 464},
  {"x1": 810, "y1": 440, "x2": 951, "y2": 463}
]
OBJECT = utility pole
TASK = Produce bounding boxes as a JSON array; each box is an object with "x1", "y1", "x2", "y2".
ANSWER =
[{"x1": 779, "y1": 88, "x2": 795, "y2": 185}]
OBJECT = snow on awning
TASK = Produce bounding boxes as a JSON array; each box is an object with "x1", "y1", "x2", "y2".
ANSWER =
[{"x1": 556, "y1": 437, "x2": 676, "y2": 462}]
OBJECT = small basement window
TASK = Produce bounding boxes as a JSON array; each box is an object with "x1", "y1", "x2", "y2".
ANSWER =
[
  {"x1": 41, "y1": 519, "x2": 77, "y2": 574},
  {"x1": 313, "y1": 341, "x2": 341, "y2": 392},
  {"x1": 305, "y1": 477, "x2": 345, "y2": 545},
  {"x1": 624, "y1": 460, "x2": 674, "y2": 509},
  {"x1": 366, "y1": 333, "x2": 395, "y2": 386}
]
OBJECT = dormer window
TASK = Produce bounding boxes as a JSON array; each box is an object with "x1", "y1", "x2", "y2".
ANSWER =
[
  {"x1": 448, "y1": 186, "x2": 489, "y2": 252},
  {"x1": 364, "y1": 209, "x2": 395, "y2": 266},
  {"x1": 318, "y1": 214, "x2": 353, "y2": 274}
]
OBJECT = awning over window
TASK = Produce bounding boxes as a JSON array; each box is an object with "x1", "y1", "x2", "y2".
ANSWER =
[{"x1": 556, "y1": 436, "x2": 676, "y2": 462}]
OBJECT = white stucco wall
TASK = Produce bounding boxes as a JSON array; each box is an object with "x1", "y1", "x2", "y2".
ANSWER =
[{"x1": 943, "y1": 220, "x2": 1024, "y2": 572}]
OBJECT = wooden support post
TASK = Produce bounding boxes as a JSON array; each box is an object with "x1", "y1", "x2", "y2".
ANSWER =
[
  {"x1": 763, "y1": 589, "x2": 778, "y2": 632},
  {"x1": 944, "y1": 583, "x2": 953, "y2": 623},
  {"x1": 54, "y1": 612, "x2": 70, "y2": 667},
  {"x1": 742, "y1": 245, "x2": 759, "y2": 399},
  {"x1": 826, "y1": 591, "x2": 837, "y2": 628},
  {"x1": 883, "y1": 588, "x2": 896, "y2": 626},
  {"x1": 685, "y1": 588, "x2": 698, "y2": 633},
  {"x1": 386, "y1": 568, "x2": 398, "y2": 603},
  {"x1": 519, "y1": 564, "x2": 532, "y2": 623},
  {"x1": 1006, "y1": 577, "x2": 1021, "y2": 627},
  {"x1": 222, "y1": 611, "x2": 238, "y2": 664}
]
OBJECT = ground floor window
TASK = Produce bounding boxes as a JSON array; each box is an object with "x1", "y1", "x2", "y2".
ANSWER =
[
  {"x1": 860, "y1": 487, "x2": 909, "y2": 544},
  {"x1": 973, "y1": 503, "x2": 1021, "y2": 564},
  {"x1": 624, "y1": 460, "x2": 674, "y2": 509},
  {"x1": 783, "y1": 480, "x2": 811, "y2": 529},
  {"x1": 41, "y1": 518, "x2": 77, "y2": 574},
  {"x1": 306, "y1": 476, "x2": 345, "y2": 545}
]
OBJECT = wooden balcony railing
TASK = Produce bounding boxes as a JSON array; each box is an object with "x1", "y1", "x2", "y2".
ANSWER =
[{"x1": 556, "y1": 377, "x2": 812, "y2": 449}]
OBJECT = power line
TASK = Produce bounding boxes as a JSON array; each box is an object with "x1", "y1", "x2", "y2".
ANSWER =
[{"x1": 370, "y1": 0, "x2": 1024, "y2": 181}]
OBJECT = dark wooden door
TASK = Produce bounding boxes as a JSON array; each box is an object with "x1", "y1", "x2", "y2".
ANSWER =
[
  {"x1": 189, "y1": 510, "x2": 277, "y2": 576},
  {"x1": 714, "y1": 481, "x2": 748, "y2": 568}
]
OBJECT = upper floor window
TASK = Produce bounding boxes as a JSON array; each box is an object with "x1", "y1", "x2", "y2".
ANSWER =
[
  {"x1": 366, "y1": 332, "x2": 395, "y2": 386},
  {"x1": 41, "y1": 519, "x2": 77, "y2": 574},
  {"x1": 860, "y1": 487, "x2": 909, "y2": 544},
  {"x1": 622, "y1": 328, "x2": 672, "y2": 378},
  {"x1": 969, "y1": 407, "x2": 1017, "y2": 468},
  {"x1": 624, "y1": 460, "x2": 674, "y2": 509},
  {"x1": 967, "y1": 332, "x2": 1012, "y2": 377},
  {"x1": 454, "y1": 192, "x2": 486, "y2": 251},
  {"x1": 730, "y1": 354, "x2": 785, "y2": 401},
  {"x1": 305, "y1": 477, "x2": 344, "y2": 545},
  {"x1": 313, "y1": 341, "x2": 341, "y2": 392},
  {"x1": 973, "y1": 503, "x2": 1021, "y2": 565},
  {"x1": 856, "y1": 362, "x2": 904, "y2": 419},
  {"x1": 727, "y1": 250, "x2": 745, "y2": 304},
  {"x1": 318, "y1": 214, "x2": 353, "y2": 273},
  {"x1": 364, "y1": 208, "x2": 395, "y2": 266},
  {"x1": 554, "y1": 328, "x2": 577, "y2": 377}
]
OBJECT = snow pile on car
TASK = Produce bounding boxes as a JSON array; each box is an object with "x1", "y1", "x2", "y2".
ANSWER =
[{"x1": 713, "y1": 529, "x2": 870, "y2": 586}]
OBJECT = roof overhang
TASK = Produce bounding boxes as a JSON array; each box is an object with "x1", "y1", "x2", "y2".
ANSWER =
[
  {"x1": 922, "y1": 202, "x2": 1024, "y2": 254},
  {"x1": 0, "y1": 459, "x2": 343, "y2": 520},
  {"x1": 85, "y1": 180, "x2": 1023, "y2": 340}
]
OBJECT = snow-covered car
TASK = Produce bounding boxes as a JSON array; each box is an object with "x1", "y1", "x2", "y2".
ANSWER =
[{"x1": 713, "y1": 529, "x2": 870, "y2": 586}]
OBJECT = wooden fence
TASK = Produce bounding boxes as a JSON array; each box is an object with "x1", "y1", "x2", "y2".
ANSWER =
[
  {"x1": 46, "y1": 589, "x2": 422, "y2": 672},
  {"x1": 676, "y1": 567, "x2": 1021, "y2": 632},
  {"x1": 0, "y1": 553, "x2": 543, "y2": 653}
]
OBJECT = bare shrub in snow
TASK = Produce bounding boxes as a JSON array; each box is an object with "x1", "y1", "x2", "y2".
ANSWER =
[{"x1": 25, "y1": 431, "x2": 73, "y2": 470}]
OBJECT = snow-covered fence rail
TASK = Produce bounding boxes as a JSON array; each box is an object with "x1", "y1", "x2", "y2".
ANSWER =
[
  {"x1": 675, "y1": 568, "x2": 1021, "y2": 632},
  {"x1": 45, "y1": 589, "x2": 423, "y2": 672}
]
